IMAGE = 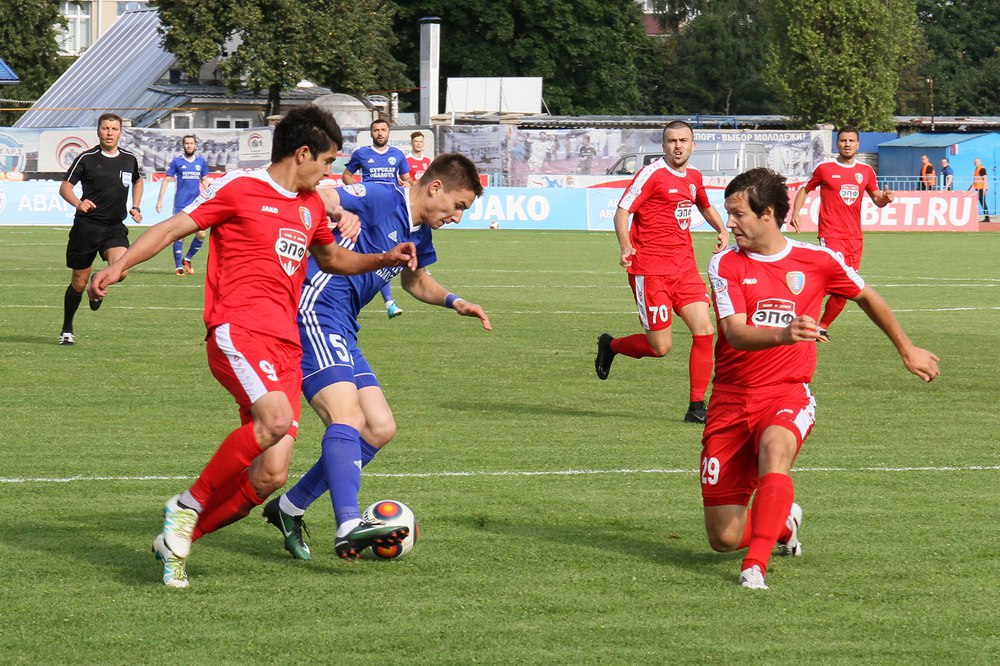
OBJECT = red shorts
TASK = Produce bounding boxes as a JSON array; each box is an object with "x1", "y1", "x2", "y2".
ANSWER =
[
  {"x1": 819, "y1": 236, "x2": 863, "y2": 270},
  {"x1": 628, "y1": 272, "x2": 709, "y2": 332},
  {"x1": 206, "y1": 323, "x2": 303, "y2": 435},
  {"x1": 699, "y1": 383, "x2": 816, "y2": 506}
]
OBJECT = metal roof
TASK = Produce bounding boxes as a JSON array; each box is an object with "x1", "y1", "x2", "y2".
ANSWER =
[
  {"x1": 0, "y1": 57, "x2": 19, "y2": 85},
  {"x1": 878, "y1": 133, "x2": 991, "y2": 148},
  {"x1": 15, "y1": 9, "x2": 174, "y2": 127}
]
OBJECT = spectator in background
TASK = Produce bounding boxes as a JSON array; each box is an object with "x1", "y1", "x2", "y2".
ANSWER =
[
  {"x1": 971, "y1": 158, "x2": 990, "y2": 222},
  {"x1": 156, "y1": 135, "x2": 210, "y2": 275},
  {"x1": 939, "y1": 158, "x2": 954, "y2": 190},
  {"x1": 406, "y1": 131, "x2": 431, "y2": 181},
  {"x1": 919, "y1": 154, "x2": 935, "y2": 190},
  {"x1": 57, "y1": 113, "x2": 143, "y2": 346}
]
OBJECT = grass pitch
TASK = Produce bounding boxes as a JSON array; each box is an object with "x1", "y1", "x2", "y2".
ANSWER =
[{"x1": 0, "y1": 227, "x2": 997, "y2": 664}]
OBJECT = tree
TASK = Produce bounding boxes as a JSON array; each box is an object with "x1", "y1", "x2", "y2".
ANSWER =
[
  {"x1": 0, "y1": 0, "x2": 71, "y2": 125},
  {"x1": 914, "y1": 0, "x2": 1000, "y2": 115},
  {"x1": 155, "y1": 0, "x2": 410, "y2": 116},
  {"x1": 764, "y1": 0, "x2": 917, "y2": 130},
  {"x1": 393, "y1": 0, "x2": 655, "y2": 115},
  {"x1": 668, "y1": 0, "x2": 779, "y2": 115}
]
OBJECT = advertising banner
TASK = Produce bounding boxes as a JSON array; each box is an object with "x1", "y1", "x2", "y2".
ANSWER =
[
  {"x1": 0, "y1": 181, "x2": 980, "y2": 232},
  {"x1": 792, "y1": 190, "x2": 980, "y2": 232}
]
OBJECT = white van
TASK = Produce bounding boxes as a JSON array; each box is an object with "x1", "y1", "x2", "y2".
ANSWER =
[{"x1": 606, "y1": 142, "x2": 768, "y2": 177}]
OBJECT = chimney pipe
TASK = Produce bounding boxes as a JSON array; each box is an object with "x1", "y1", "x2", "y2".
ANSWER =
[{"x1": 419, "y1": 16, "x2": 441, "y2": 125}]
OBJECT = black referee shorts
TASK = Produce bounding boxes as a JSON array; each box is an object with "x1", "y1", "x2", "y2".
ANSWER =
[{"x1": 66, "y1": 218, "x2": 130, "y2": 270}]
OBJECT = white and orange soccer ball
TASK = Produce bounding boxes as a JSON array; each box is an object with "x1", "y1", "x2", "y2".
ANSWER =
[{"x1": 361, "y1": 499, "x2": 418, "y2": 560}]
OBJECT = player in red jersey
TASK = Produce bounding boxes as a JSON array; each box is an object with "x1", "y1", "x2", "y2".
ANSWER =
[
  {"x1": 703, "y1": 168, "x2": 939, "y2": 590},
  {"x1": 595, "y1": 121, "x2": 728, "y2": 423},
  {"x1": 790, "y1": 126, "x2": 894, "y2": 340},
  {"x1": 406, "y1": 131, "x2": 431, "y2": 181},
  {"x1": 89, "y1": 106, "x2": 417, "y2": 588}
]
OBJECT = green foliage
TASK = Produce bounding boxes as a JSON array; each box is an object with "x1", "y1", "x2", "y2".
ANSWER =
[
  {"x1": 667, "y1": 0, "x2": 779, "y2": 115},
  {"x1": 915, "y1": 0, "x2": 1000, "y2": 114},
  {"x1": 0, "y1": 228, "x2": 997, "y2": 662},
  {"x1": 0, "y1": 0, "x2": 71, "y2": 124},
  {"x1": 394, "y1": 0, "x2": 654, "y2": 115},
  {"x1": 764, "y1": 0, "x2": 917, "y2": 129},
  {"x1": 154, "y1": 0, "x2": 410, "y2": 114}
]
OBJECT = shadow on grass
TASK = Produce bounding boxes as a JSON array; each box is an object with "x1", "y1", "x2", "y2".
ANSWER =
[
  {"x1": 446, "y1": 512, "x2": 741, "y2": 584},
  {"x1": 442, "y1": 399, "x2": 659, "y2": 420},
  {"x1": 0, "y1": 506, "x2": 353, "y2": 587}
]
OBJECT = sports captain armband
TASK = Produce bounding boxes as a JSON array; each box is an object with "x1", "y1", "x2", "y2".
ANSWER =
[{"x1": 444, "y1": 293, "x2": 463, "y2": 309}]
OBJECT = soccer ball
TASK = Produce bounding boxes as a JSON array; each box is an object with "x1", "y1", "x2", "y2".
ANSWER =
[{"x1": 361, "y1": 499, "x2": 418, "y2": 560}]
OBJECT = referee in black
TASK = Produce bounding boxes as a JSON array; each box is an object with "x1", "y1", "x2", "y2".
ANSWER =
[{"x1": 57, "y1": 113, "x2": 143, "y2": 345}]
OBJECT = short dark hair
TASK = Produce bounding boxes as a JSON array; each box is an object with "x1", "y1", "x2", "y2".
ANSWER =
[
  {"x1": 663, "y1": 120, "x2": 694, "y2": 139},
  {"x1": 725, "y1": 168, "x2": 789, "y2": 227},
  {"x1": 271, "y1": 105, "x2": 343, "y2": 162},
  {"x1": 422, "y1": 153, "x2": 483, "y2": 197},
  {"x1": 371, "y1": 118, "x2": 390, "y2": 130},
  {"x1": 410, "y1": 131, "x2": 424, "y2": 140},
  {"x1": 182, "y1": 134, "x2": 197, "y2": 143},
  {"x1": 838, "y1": 125, "x2": 859, "y2": 139},
  {"x1": 97, "y1": 113, "x2": 122, "y2": 127}
]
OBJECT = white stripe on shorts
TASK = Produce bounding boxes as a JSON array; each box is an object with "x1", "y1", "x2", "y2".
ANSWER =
[
  {"x1": 635, "y1": 275, "x2": 650, "y2": 329},
  {"x1": 214, "y1": 323, "x2": 268, "y2": 404},
  {"x1": 793, "y1": 383, "x2": 817, "y2": 439}
]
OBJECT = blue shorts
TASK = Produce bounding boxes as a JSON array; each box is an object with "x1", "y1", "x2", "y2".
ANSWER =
[{"x1": 300, "y1": 320, "x2": 379, "y2": 402}]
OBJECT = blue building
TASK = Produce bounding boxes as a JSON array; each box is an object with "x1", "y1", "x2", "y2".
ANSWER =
[{"x1": 877, "y1": 133, "x2": 1000, "y2": 190}]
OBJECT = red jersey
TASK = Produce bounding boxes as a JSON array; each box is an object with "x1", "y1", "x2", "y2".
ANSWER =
[
  {"x1": 406, "y1": 154, "x2": 431, "y2": 180},
  {"x1": 804, "y1": 160, "x2": 879, "y2": 240},
  {"x1": 186, "y1": 169, "x2": 335, "y2": 344},
  {"x1": 707, "y1": 239, "x2": 864, "y2": 390},
  {"x1": 617, "y1": 158, "x2": 710, "y2": 276}
]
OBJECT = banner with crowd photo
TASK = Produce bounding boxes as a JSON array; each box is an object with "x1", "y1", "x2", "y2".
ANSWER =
[
  {"x1": 463, "y1": 127, "x2": 831, "y2": 187},
  {"x1": 0, "y1": 127, "x2": 275, "y2": 180}
]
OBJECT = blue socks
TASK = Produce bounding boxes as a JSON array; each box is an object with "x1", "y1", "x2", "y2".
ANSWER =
[
  {"x1": 172, "y1": 240, "x2": 183, "y2": 268},
  {"x1": 185, "y1": 237, "x2": 204, "y2": 260},
  {"x1": 284, "y1": 434, "x2": 382, "y2": 515}
]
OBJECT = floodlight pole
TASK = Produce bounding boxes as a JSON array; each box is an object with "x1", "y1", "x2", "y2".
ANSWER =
[{"x1": 926, "y1": 77, "x2": 935, "y2": 132}]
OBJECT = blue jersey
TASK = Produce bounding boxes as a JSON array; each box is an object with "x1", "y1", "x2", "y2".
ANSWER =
[
  {"x1": 345, "y1": 146, "x2": 410, "y2": 183},
  {"x1": 298, "y1": 183, "x2": 436, "y2": 336},
  {"x1": 166, "y1": 155, "x2": 209, "y2": 213}
]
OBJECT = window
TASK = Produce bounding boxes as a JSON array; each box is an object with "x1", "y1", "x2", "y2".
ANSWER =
[
  {"x1": 58, "y1": 1, "x2": 92, "y2": 56},
  {"x1": 171, "y1": 114, "x2": 193, "y2": 130},
  {"x1": 117, "y1": 2, "x2": 150, "y2": 16},
  {"x1": 214, "y1": 118, "x2": 251, "y2": 129}
]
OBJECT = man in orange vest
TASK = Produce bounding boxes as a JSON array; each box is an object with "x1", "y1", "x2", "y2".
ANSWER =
[
  {"x1": 970, "y1": 158, "x2": 990, "y2": 222},
  {"x1": 919, "y1": 154, "x2": 935, "y2": 191}
]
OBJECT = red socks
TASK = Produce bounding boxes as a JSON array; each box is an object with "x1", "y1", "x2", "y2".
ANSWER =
[
  {"x1": 742, "y1": 473, "x2": 794, "y2": 574},
  {"x1": 192, "y1": 469, "x2": 264, "y2": 542},
  {"x1": 689, "y1": 334, "x2": 713, "y2": 402},
  {"x1": 820, "y1": 295, "x2": 847, "y2": 330},
  {"x1": 188, "y1": 422, "x2": 263, "y2": 507},
  {"x1": 610, "y1": 334, "x2": 657, "y2": 358}
]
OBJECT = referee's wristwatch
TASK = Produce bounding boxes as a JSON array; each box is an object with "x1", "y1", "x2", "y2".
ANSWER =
[{"x1": 130, "y1": 206, "x2": 141, "y2": 213}]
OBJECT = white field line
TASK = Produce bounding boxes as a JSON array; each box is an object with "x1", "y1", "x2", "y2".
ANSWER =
[{"x1": 2, "y1": 465, "x2": 998, "y2": 485}]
